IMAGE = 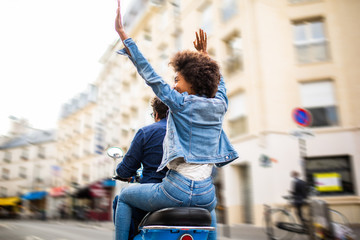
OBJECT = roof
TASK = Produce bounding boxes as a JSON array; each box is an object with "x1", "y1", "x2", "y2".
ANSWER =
[{"x1": 0, "y1": 129, "x2": 56, "y2": 150}]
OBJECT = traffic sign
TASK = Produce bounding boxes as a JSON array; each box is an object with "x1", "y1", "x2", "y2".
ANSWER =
[{"x1": 292, "y1": 108, "x2": 312, "y2": 127}]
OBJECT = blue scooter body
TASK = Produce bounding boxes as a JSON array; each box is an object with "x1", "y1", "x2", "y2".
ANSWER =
[
  {"x1": 133, "y1": 228, "x2": 211, "y2": 240},
  {"x1": 132, "y1": 207, "x2": 214, "y2": 240}
]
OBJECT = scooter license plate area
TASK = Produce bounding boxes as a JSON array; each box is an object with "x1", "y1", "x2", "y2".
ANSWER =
[{"x1": 134, "y1": 229, "x2": 210, "y2": 240}]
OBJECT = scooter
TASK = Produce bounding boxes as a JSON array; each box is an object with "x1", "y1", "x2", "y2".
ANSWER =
[{"x1": 107, "y1": 147, "x2": 214, "y2": 240}]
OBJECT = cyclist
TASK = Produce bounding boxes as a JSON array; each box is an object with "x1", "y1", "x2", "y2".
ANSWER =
[{"x1": 290, "y1": 170, "x2": 308, "y2": 225}]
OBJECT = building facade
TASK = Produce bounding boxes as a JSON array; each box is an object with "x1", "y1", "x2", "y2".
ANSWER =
[
  {"x1": 0, "y1": 118, "x2": 57, "y2": 219},
  {"x1": 101, "y1": 0, "x2": 360, "y2": 226}
]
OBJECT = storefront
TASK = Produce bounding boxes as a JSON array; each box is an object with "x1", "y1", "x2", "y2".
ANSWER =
[
  {"x1": 73, "y1": 179, "x2": 115, "y2": 221},
  {"x1": 0, "y1": 197, "x2": 21, "y2": 219},
  {"x1": 48, "y1": 186, "x2": 69, "y2": 219},
  {"x1": 21, "y1": 191, "x2": 48, "y2": 220}
]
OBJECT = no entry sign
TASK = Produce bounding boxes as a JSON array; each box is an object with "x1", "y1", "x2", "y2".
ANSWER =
[{"x1": 292, "y1": 108, "x2": 312, "y2": 127}]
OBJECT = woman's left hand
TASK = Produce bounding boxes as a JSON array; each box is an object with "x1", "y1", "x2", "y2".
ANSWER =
[{"x1": 193, "y1": 29, "x2": 208, "y2": 54}]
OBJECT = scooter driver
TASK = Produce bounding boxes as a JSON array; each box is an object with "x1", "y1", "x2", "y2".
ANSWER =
[{"x1": 112, "y1": 96, "x2": 168, "y2": 239}]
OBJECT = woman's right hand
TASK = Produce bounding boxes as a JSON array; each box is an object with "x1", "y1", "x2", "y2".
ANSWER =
[{"x1": 115, "y1": 0, "x2": 129, "y2": 41}]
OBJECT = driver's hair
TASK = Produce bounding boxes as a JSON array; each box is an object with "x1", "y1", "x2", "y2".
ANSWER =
[{"x1": 151, "y1": 97, "x2": 168, "y2": 119}]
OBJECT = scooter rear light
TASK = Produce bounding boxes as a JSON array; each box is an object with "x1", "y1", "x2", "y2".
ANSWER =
[{"x1": 179, "y1": 234, "x2": 193, "y2": 240}]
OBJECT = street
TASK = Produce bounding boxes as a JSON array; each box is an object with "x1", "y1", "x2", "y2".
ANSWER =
[
  {"x1": 0, "y1": 220, "x2": 358, "y2": 240},
  {"x1": 0, "y1": 220, "x2": 113, "y2": 240},
  {"x1": 0, "y1": 219, "x2": 307, "y2": 240}
]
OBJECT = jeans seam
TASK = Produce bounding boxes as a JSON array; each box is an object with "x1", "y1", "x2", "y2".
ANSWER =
[
  {"x1": 165, "y1": 178, "x2": 189, "y2": 194},
  {"x1": 192, "y1": 185, "x2": 215, "y2": 196},
  {"x1": 160, "y1": 185, "x2": 183, "y2": 204}
]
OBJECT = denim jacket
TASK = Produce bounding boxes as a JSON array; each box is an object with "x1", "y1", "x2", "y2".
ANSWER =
[{"x1": 117, "y1": 38, "x2": 238, "y2": 170}]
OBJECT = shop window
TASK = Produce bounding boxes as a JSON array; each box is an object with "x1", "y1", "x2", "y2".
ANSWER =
[
  {"x1": 293, "y1": 18, "x2": 330, "y2": 63},
  {"x1": 228, "y1": 93, "x2": 247, "y2": 137},
  {"x1": 305, "y1": 155, "x2": 355, "y2": 196},
  {"x1": 300, "y1": 80, "x2": 338, "y2": 127}
]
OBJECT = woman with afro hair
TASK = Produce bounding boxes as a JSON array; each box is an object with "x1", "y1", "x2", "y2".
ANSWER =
[{"x1": 114, "y1": 1, "x2": 238, "y2": 240}]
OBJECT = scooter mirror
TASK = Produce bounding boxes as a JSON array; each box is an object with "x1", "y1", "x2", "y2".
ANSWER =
[{"x1": 106, "y1": 147, "x2": 124, "y2": 159}]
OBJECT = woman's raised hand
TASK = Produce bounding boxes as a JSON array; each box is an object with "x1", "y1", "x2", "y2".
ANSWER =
[
  {"x1": 193, "y1": 29, "x2": 207, "y2": 54},
  {"x1": 115, "y1": 0, "x2": 129, "y2": 41}
]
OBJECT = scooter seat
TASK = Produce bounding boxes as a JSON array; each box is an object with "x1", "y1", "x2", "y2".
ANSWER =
[{"x1": 139, "y1": 207, "x2": 212, "y2": 227}]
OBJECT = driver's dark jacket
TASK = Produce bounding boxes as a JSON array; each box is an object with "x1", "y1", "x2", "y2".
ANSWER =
[
  {"x1": 113, "y1": 118, "x2": 168, "y2": 237},
  {"x1": 115, "y1": 118, "x2": 168, "y2": 183}
]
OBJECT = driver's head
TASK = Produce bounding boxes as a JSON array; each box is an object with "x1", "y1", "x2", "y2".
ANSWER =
[{"x1": 151, "y1": 97, "x2": 168, "y2": 120}]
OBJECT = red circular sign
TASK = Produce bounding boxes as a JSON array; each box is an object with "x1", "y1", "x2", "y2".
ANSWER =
[{"x1": 292, "y1": 108, "x2": 312, "y2": 127}]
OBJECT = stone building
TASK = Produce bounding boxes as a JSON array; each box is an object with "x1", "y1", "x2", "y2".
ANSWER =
[{"x1": 98, "y1": 0, "x2": 360, "y2": 226}]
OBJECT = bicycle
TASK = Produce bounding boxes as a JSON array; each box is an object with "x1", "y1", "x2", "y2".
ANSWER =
[
  {"x1": 263, "y1": 196, "x2": 307, "y2": 240},
  {"x1": 263, "y1": 195, "x2": 353, "y2": 240}
]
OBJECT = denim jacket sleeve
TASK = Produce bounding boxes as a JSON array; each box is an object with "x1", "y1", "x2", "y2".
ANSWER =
[
  {"x1": 215, "y1": 75, "x2": 228, "y2": 111},
  {"x1": 116, "y1": 129, "x2": 143, "y2": 178},
  {"x1": 117, "y1": 38, "x2": 185, "y2": 112}
]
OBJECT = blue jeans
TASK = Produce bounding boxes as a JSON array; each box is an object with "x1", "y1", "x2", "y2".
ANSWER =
[{"x1": 115, "y1": 169, "x2": 217, "y2": 240}]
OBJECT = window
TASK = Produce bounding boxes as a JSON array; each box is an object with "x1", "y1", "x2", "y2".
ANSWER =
[
  {"x1": 159, "y1": 10, "x2": 168, "y2": 31},
  {"x1": 71, "y1": 167, "x2": 78, "y2": 183},
  {"x1": 305, "y1": 155, "x2": 355, "y2": 196},
  {"x1": 300, "y1": 80, "x2": 338, "y2": 127},
  {"x1": 201, "y1": 4, "x2": 213, "y2": 35},
  {"x1": 3, "y1": 152, "x2": 11, "y2": 163},
  {"x1": 0, "y1": 187, "x2": 6, "y2": 197},
  {"x1": 19, "y1": 167, "x2": 27, "y2": 179},
  {"x1": 228, "y1": 93, "x2": 247, "y2": 137},
  {"x1": 158, "y1": 45, "x2": 169, "y2": 74},
  {"x1": 224, "y1": 34, "x2": 243, "y2": 73},
  {"x1": 293, "y1": 19, "x2": 329, "y2": 63},
  {"x1": 34, "y1": 165, "x2": 42, "y2": 183},
  {"x1": 222, "y1": 0, "x2": 238, "y2": 21},
  {"x1": 82, "y1": 164, "x2": 90, "y2": 182},
  {"x1": 143, "y1": 26, "x2": 152, "y2": 44},
  {"x1": 2, "y1": 168, "x2": 10, "y2": 180},
  {"x1": 21, "y1": 148, "x2": 29, "y2": 160},
  {"x1": 38, "y1": 146, "x2": 45, "y2": 159}
]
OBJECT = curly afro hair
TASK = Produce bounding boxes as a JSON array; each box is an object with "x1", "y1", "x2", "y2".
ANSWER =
[{"x1": 169, "y1": 51, "x2": 220, "y2": 98}]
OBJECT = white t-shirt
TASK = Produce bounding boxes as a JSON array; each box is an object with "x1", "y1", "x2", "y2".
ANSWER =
[{"x1": 167, "y1": 158, "x2": 213, "y2": 180}]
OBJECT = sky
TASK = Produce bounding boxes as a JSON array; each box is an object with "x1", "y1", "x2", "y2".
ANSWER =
[{"x1": 0, "y1": 0, "x2": 129, "y2": 136}]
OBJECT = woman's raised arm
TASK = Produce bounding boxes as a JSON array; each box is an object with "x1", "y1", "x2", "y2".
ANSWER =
[{"x1": 115, "y1": 0, "x2": 130, "y2": 55}]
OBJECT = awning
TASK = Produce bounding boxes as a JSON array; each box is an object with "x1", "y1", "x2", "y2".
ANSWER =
[
  {"x1": 0, "y1": 197, "x2": 21, "y2": 206},
  {"x1": 49, "y1": 186, "x2": 68, "y2": 197},
  {"x1": 21, "y1": 191, "x2": 48, "y2": 200},
  {"x1": 103, "y1": 179, "x2": 116, "y2": 187}
]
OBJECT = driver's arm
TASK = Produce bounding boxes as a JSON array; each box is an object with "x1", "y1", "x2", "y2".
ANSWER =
[{"x1": 115, "y1": 129, "x2": 143, "y2": 178}]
